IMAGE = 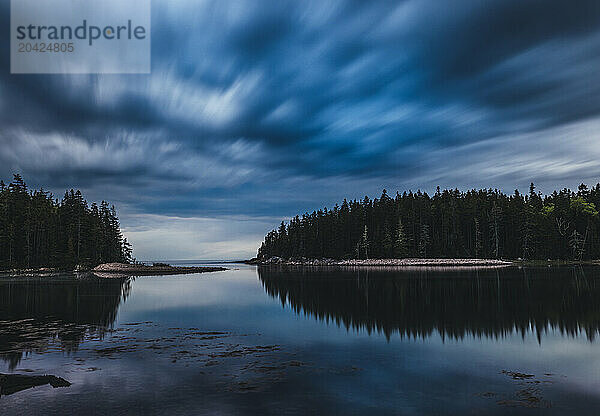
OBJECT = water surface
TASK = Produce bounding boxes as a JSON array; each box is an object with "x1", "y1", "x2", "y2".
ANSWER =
[{"x1": 2, "y1": 264, "x2": 600, "y2": 414}]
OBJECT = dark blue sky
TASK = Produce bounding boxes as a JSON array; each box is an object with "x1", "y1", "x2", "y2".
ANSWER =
[{"x1": 2, "y1": 0, "x2": 600, "y2": 259}]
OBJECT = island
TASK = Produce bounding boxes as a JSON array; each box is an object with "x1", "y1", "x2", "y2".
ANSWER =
[{"x1": 256, "y1": 183, "x2": 600, "y2": 265}]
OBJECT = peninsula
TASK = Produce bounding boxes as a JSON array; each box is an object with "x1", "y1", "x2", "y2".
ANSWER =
[{"x1": 92, "y1": 263, "x2": 227, "y2": 276}]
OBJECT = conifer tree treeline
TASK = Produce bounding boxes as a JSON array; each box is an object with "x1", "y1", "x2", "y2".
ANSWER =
[
  {"x1": 0, "y1": 174, "x2": 132, "y2": 269},
  {"x1": 258, "y1": 183, "x2": 600, "y2": 261}
]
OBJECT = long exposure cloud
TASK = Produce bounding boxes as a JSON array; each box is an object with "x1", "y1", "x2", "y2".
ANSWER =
[{"x1": 2, "y1": 0, "x2": 600, "y2": 258}]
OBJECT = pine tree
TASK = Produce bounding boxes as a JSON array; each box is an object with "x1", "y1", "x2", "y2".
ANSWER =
[
  {"x1": 382, "y1": 221, "x2": 393, "y2": 258},
  {"x1": 394, "y1": 220, "x2": 408, "y2": 258},
  {"x1": 0, "y1": 175, "x2": 131, "y2": 269},
  {"x1": 419, "y1": 224, "x2": 430, "y2": 258},
  {"x1": 570, "y1": 230, "x2": 585, "y2": 260},
  {"x1": 488, "y1": 203, "x2": 502, "y2": 258},
  {"x1": 258, "y1": 183, "x2": 600, "y2": 262},
  {"x1": 473, "y1": 217, "x2": 482, "y2": 258},
  {"x1": 359, "y1": 225, "x2": 369, "y2": 259}
]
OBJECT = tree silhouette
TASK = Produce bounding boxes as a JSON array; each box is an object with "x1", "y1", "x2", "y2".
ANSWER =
[
  {"x1": 258, "y1": 184, "x2": 600, "y2": 260},
  {"x1": 0, "y1": 175, "x2": 131, "y2": 269}
]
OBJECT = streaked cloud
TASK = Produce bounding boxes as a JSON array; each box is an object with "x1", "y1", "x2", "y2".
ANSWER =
[{"x1": 1, "y1": 0, "x2": 599, "y2": 258}]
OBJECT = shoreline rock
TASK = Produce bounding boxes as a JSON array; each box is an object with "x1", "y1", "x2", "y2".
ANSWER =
[
  {"x1": 91, "y1": 262, "x2": 227, "y2": 276},
  {"x1": 0, "y1": 373, "x2": 71, "y2": 397},
  {"x1": 254, "y1": 257, "x2": 513, "y2": 267},
  {"x1": 0, "y1": 267, "x2": 61, "y2": 277}
]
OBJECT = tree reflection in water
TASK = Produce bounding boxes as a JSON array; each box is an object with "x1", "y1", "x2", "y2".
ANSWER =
[
  {"x1": 0, "y1": 275, "x2": 131, "y2": 369},
  {"x1": 258, "y1": 266, "x2": 600, "y2": 342}
]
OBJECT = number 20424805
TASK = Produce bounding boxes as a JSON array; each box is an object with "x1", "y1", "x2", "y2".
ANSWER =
[{"x1": 18, "y1": 43, "x2": 74, "y2": 53}]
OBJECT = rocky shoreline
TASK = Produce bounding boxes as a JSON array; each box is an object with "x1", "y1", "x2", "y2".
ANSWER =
[
  {"x1": 0, "y1": 268, "x2": 58, "y2": 277},
  {"x1": 248, "y1": 257, "x2": 513, "y2": 267},
  {"x1": 91, "y1": 263, "x2": 227, "y2": 276},
  {"x1": 0, "y1": 263, "x2": 227, "y2": 278}
]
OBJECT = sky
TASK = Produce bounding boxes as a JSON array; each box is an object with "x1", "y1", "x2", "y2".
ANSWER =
[{"x1": 2, "y1": 0, "x2": 600, "y2": 260}]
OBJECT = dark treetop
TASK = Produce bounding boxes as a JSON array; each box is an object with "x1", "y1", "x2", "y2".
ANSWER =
[
  {"x1": 0, "y1": 174, "x2": 132, "y2": 270},
  {"x1": 258, "y1": 183, "x2": 600, "y2": 261}
]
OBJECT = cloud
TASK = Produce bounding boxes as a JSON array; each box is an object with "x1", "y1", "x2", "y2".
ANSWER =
[
  {"x1": 121, "y1": 213, "x2": 278, "y2": 260},
  {"x1": 406, "y1": 117, "x2": 600, "y2": 191},
  {"x1": 2, "y1": 0, "x2": 600, "y2": 258}
]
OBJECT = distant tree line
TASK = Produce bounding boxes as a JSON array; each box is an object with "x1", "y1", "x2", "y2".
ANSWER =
[
  {"x1": 258, "y1": 183, "x2": 600, "y2": 260},
  {"x1": 0, "y1": 174, "x2": 132, "y2": 270}
]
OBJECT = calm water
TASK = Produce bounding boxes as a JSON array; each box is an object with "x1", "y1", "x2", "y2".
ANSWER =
[{"x1": 2, "y1": 264, "x2": 600, "y2": 415}]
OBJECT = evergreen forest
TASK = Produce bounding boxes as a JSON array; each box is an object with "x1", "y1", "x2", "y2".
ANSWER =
[
  {"x1": 0, "y1": 174, "x2": 132, "y2": 270},
  {"x1": 258, "y1": 183, "x2": 600, "y2": 261}
]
